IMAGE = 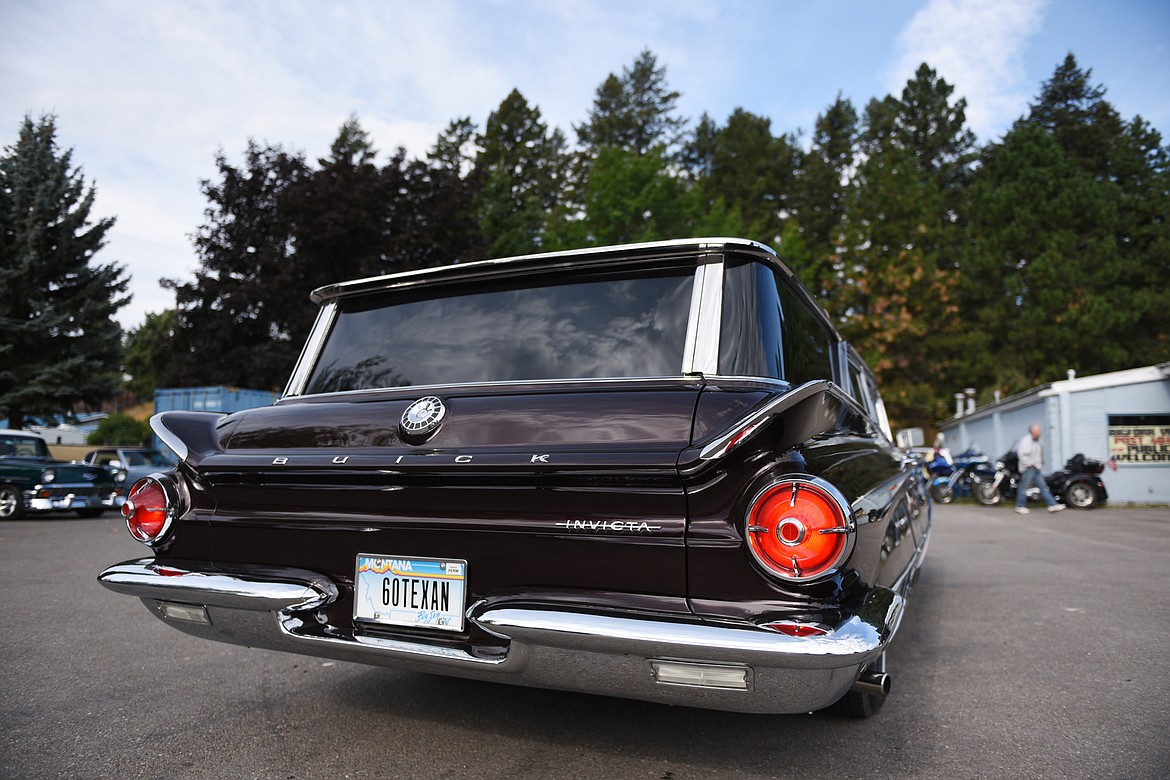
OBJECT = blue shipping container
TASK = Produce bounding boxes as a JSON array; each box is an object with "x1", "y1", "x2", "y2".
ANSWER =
[
  {"x1": 152, "y1": 387, "x2": 279, "y2": 457},
  {"x1": 154, "y1": 386, "x2": 279, "y2": 415}
]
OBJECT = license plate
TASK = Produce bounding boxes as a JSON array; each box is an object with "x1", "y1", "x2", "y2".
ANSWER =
[{"x1": 353, "y1": 555, "x2": 467, "y2": 632}]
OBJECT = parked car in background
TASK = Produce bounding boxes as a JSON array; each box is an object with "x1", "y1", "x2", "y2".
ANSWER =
[
  {"x1": 99, "y1": 238, "x2": 930, "y2": 717},
  {"x1": 0, "y1": 429, "x2": 117, "y2": 519},
  {"x1": 81, "y1": 447, "x2": 175, "y2": 506}
]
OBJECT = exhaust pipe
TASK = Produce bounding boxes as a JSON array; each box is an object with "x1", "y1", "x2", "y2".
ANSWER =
[{"x1": 851, "y1": 671, "x2": 891, "y2": 697}]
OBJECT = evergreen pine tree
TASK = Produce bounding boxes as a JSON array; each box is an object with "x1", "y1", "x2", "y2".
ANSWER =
[
  {"x1": 835, "y1": 66, "x2": 975, "y2": 427},
  {"x1": 962, "y1": 55, "x2": 1170, "y2": 392},
  {"x1": 472, "y1": 89, "x2": 567, "y2": 257},
  {"x1": 575, "y1": 49, "x2": 686, "y2": 158},
  {"x1": 699, "y1": 108, "x2": 798, "y2": 242},
  {"x1": 0, "y1": 115, "x2": 129, "y2": 429},
  {"x1": 785, "y1": 95, "x2": 858, "y2": 303}
]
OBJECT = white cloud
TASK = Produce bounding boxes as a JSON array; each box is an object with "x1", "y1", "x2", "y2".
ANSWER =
[{"x1": 890, "y1": 0, "x2": 1049, "y2": 139}]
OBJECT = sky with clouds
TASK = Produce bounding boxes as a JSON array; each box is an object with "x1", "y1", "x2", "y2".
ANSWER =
[{"x1": 3, "y1": 0, "x2": 1168, "y2": 331}]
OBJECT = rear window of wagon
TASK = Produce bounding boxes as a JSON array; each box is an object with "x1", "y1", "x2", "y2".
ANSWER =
[{"x1": 304, "y1": 269, "x2": 695, "y2": 394}]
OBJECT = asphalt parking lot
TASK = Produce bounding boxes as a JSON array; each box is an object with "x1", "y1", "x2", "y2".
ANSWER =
[{"x1": 1, "y1": 502, "x2": 1167, "y2": 780}]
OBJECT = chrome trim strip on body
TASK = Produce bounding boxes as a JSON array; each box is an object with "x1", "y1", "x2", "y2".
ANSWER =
[
  {"x1": 244, "y1": 373, "x2": 795, "y2": 408},
  {"x1": 149, "y1": 413, "x2": 190, "y2": 462},
  {"x1": 681, "y1": 266, "x2": 706, "y2": 374},
  {"x1": 892, "y1": 522, "x2": 932, "y2": 599},
  {"x1": 699, "y1": 380, "x2": 866, "y2": 460}
]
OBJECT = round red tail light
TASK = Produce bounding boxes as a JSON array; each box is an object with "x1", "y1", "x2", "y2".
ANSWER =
[
  {"x1": 745, "y1": 477, "x2": 853, "y2": 581},
  {"x1": 122, "y1": 476, "x2": 179, "y2": 545}
]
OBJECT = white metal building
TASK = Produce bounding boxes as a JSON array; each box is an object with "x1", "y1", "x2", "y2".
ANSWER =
[{"x1": 937, "y1": 363, "x2": 1170, "y2": 505}]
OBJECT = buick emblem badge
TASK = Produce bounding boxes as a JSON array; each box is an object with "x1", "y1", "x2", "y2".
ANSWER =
[{"x1": 400, "y1": 396, "x2": 446, "y2": 440}]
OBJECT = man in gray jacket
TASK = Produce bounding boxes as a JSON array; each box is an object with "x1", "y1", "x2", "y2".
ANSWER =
[{"x1": 1015, "y1": 424, "x2": 1066, "y2": 514}]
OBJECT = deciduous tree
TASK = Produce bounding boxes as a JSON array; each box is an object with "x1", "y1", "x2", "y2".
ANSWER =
[
  {"x1": 123, "y1": 309, "x2": 177, "y2": 399},
  {"x1": 163, "y1": 139, "x2": 309, "y2": 389},
  {"x1": 165, "y1": 119, "x2": 486, "y2": 390}
]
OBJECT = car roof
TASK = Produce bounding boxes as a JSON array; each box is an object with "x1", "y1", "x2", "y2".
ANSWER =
[
  {"x1": 0, "y1": 429, "x2": 46, "y2": 440},
  {"x1": 309, "y1": 237, "x2": 779, "y2": 304}
]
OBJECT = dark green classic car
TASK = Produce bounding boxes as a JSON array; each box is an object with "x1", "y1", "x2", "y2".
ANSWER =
[{"x1": 0, "y1": 429, "x2": 117, "y2": 519}]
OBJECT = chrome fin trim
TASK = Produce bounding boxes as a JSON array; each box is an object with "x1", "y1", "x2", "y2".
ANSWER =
[{"x1": 698, "y1": 380, "x2": 868, "y2": 461}]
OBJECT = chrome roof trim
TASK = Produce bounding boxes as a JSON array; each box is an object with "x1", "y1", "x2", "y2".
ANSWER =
[{"x1": 310, "y1": 237, "x2": 778, "y2": 304}]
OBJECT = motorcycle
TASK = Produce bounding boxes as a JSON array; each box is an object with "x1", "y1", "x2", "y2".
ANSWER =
[
  {"x1": 971, "y1": 451, "x2": 1108, "y2": 508},
  {"x1": 927, "y1": 445, "x2": 993, "y2": 504}
]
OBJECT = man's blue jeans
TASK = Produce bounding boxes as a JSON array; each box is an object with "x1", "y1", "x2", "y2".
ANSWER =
[{"x1": 1017, "y1": 467, "x2": 1057, "y2": 508}]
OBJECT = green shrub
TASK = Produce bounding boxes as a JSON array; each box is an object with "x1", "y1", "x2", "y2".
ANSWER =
[{"x1": 87, "y1": 414, "x2": 150, "y2": 446}]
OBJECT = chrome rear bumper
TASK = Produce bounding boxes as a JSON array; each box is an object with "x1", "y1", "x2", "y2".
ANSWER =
[
  {"x1": 27, "y1": 484, "x2": 116, "y2": 513},
  {"x1": 99, "y1": 558, "x2": 903, "y2": 714}
]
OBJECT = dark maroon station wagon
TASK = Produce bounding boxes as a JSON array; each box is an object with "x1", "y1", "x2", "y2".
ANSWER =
[{"x1": 100, "y1": 238, "x2": 930, "y2": 716}]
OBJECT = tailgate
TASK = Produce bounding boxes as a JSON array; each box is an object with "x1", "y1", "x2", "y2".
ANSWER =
[{"x1": 188, "y1": 386, "x2": 700, "y2": 629}]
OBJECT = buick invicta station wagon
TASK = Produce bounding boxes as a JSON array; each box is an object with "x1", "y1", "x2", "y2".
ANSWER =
[{"x1": 100, "y1": 238, "x2": 930, "y2": 717}]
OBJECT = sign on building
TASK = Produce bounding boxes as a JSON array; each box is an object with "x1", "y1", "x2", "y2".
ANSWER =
[{"x1": 1108, "y1": 415, "x2": 1170, "y2": 465}]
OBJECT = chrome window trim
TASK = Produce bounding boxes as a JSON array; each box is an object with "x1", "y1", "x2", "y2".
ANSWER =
[
  {"x1": 843, "y1": 343, "x2": 894, "y2": 444},
  {"x1": 698, "y1": 375, "x2": 792, "y2": 391},
  {"x1": 279, "y1": 375, "x2": 706, "y2": 404},
  {"x1": 283, "y1": 301, "x2": 338, "y2": 398},
  {"x1": 836, "y1": 341, "x2": 853, "y2": 393},
  {"x1": 682, "y1": 259, "x2": 723, "y2": 376}
]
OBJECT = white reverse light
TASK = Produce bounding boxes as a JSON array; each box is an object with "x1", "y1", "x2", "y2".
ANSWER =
[{"x1": 650, "y1": 660, "x2": 750, "y2": 690}]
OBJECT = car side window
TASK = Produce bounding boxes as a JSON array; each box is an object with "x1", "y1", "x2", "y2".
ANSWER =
[
  {"x1": 772, "y1": 270, "x2": 835, "y2": 386},
  {"x1": 847, "y1": 355, "x2": 870, "y2": 413},
  {"x1": 719, "y1": 261, "x2": 836, "y2": 384},
  {"x1": 846, "y1": 349, "x2": 893, "y2": 440},
  {"x1": 719, "y1": 262, "x2": 782, "y2": 379}
]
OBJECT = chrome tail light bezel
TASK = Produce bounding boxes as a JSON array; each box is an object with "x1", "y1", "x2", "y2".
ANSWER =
[
  {"x1": 122, "y1": 473, "x2": 184, "y2": 546},
  {"x1": 744, "y1": 475, "x2": 856, "y2": 583}
]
